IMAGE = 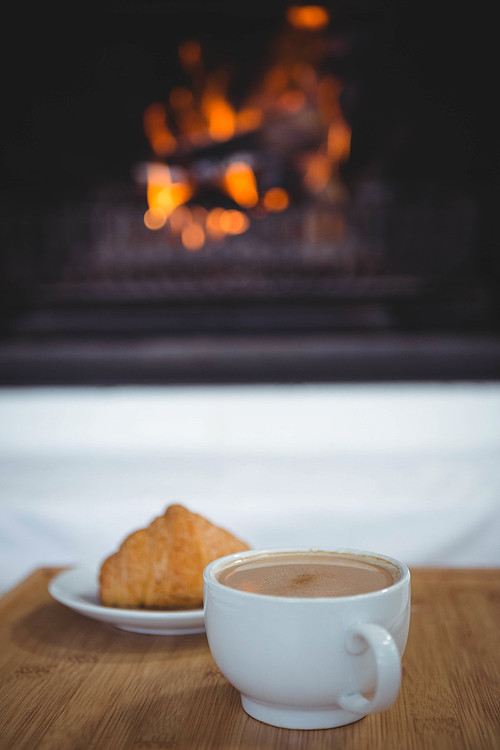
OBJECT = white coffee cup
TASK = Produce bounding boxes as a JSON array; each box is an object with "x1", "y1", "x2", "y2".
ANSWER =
[{"x1": 203, "y1": 547, "x2": 411, "y2": 730}]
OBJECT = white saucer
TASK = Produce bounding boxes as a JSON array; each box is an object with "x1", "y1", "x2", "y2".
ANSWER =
[{"x1": 48, "y1": 567, "x2": 205, "y2": 635}]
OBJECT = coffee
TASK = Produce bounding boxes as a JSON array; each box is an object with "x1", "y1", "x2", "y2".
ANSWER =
[{"x1": 217, "y1": 551, "x2": 399, "y2": 598}]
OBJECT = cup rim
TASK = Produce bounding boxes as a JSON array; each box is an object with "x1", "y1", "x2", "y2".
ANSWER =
[{"x1": 203, "y1": 546, "x2": 410, "y2": 603}]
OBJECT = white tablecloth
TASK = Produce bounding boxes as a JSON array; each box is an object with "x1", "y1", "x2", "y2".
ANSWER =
[{"x1": 1, "y1": 383, "x2": 499, "y2": 595}]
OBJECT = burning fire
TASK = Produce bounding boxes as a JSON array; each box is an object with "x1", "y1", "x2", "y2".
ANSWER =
[
  {"x1": 140, "y1": 4, "x2": 350, "y2": 250},
  {"x1": 222, "y1": 161, "x2": 259, "y2": 209},
  {"x1": 143, "y1": 104, "x2": 176, "y2": 158},
  {"x1": 286, "y1": 5, "x2": 330, "y2": 30},
  {"x1": 144, "y1": 163, "x2": 193, "y2": 230},
  {"x1": 201, "y1": 74, "x2": 237, "y2": 142}
]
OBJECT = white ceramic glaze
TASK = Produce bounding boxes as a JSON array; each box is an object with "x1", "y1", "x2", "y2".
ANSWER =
[
  {"x1": 49, "y1": 567, "x2": 205, "y2": 635},
  {"x1": 203, "y1": 547, "x2": 410, "y2": 729}
]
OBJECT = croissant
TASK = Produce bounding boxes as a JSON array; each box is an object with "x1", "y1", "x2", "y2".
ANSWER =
[{"x1": 99, "y1": 504, "x2": 250, "y2": 609}]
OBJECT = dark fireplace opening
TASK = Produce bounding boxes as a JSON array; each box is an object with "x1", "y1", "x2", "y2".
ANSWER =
[{"x1": 0, "y1": 1, "x2": 499, "y2": 384}]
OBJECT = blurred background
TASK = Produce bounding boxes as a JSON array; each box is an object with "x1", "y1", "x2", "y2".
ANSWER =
[{"x1": 0, "y1": 1, "x2": 499, "y2": 594}]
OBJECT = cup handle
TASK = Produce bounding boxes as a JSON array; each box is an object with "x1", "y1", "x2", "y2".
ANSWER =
[{"x1": 338, "y1": 622, "x2": 401, "y2": 715}]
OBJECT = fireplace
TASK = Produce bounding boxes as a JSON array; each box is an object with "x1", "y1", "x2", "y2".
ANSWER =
[{"x1": 0, "y1": 2, "x2": 498, "y2": 383}]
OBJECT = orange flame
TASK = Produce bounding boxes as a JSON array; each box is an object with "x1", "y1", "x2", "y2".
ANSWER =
[
  {"x1": 140, "y1": 6, "x2": 353, "y2": 248},
  {"x1": 144, "y1": 163, "x2": 193, "y2": 229},
  {"x1": 201, "y1": 75, "x2": 236, "y2": 142},
  {"x1": 286, "y1": 5, "x2": 330, "y2": 30},
  {"x1": 206, "y1": 97, "x2": 236, "y2": 141},
  {"x1": 223, "y1": 161, "x2": 259, "y2": 208},
  {"x1": 327, "y1": 121, "x2": 351, "y2": 163},
  {"x1": 143, "y1": 103, "x2": 176, "y2": 158}
]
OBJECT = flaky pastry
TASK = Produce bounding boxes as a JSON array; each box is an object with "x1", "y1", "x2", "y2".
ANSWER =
[{"x1": 99, "y1": 504, "x2": 250, "y2": 609}]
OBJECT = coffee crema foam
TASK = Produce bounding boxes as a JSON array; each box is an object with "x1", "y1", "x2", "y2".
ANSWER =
[{"x1": 217, "y1": 551, "x2": 400, "y2": 598}]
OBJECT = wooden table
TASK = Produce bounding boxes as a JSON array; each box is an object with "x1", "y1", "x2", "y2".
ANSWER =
[{"x1": 0, "y1": 568, "x2": 498, "y2": 750}]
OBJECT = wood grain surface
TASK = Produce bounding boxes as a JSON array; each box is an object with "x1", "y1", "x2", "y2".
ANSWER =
[{"x1": 0, "y1": 567, "x2": 499, "y2": 749}]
